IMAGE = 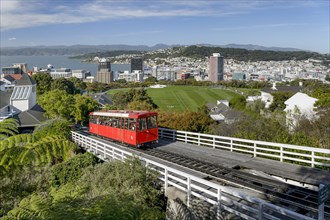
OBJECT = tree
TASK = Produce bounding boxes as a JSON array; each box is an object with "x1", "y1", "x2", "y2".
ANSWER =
[
  {"x1": 144, "y1": 76, "x2": 157, "y2": 84},
  {"x1": 38, "y1": 90, "x2": 74, "y2": 119},
  {"x1": 71, "y1": 94, "x2": 99, "y2": 125},
  {"x1": 0, "y1": 167, "x2": 50, "y2": 216},
  {"x1": 0, "y1": 118, "x2": 18, "y2": 140},
  {"x1": 68, "y1": 77, "x2": 87, "y2": 94},
  {"x1": 229, "y1": 95, "x2": 246, "y2": 110},
  {"x1": 51, "y1": 77, "x2": 75, "y2": 94},
  {"x1": 112, "y1": 90, "x2": 135, "y2": 109},
  {"x1": 127, "y1": 100, "x2": 154, "y2": 110},
  {"x1": 2, "y1": 158, "x2": 164, "y2": 219},
  {"x1": 50, "y1": 153, "x2": 98, "y2": 187},
  {"x1": 158, "y1": 110, "x2": 213, "y2": 133},
  {"x1": 33, "y1": 118, "x2": 72, "y2": 140},
  {"x1": 116, "y1": 79, "x2": 127, "y2": 84},
  {"x1": 269, "y1": 92, "x2": 292, "y2": 112},
  {"x1": 325, "y1": 74, "x2": 330, "y2": 82},
  {"x1": 85, "y1": 82, "x2": 110, "y2": 93},
  {"x1": 32, "y1": 73, "x2": 53, "y2": 95}
]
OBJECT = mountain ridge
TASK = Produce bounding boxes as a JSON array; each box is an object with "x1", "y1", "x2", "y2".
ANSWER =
[{"x1": 1, "y1": 43, "x2": 312, "y2": 56}]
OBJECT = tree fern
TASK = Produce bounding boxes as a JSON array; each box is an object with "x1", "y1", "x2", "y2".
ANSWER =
[
  {"x1": 0, "y1": 134, "x2": 34, "y2": 151},
  {"x1": 0, "y1": 134, "x2": 77, "y2": 173},
  {"x1": 0, "y1": 118, "x2": 19, "y2": 140}
]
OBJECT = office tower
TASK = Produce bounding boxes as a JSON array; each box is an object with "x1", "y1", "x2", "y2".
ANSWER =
[
  {"x1": 131, "y1": 56, "x2": 143, "y2": 72},
  {"x1": 208, "y1": 53, "x2": 224, "y2": 83},
  {"x1": 96, "y1": 58, "x2": 113, "y2": 83}
]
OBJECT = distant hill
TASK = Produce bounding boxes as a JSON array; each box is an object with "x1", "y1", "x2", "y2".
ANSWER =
[
  {"x1": 0, "y1": 44, "x2": 174, "y2": 56},
  {"x1": 1, "y1": 43, "x2": 309, "y2": 56},
  {"x1": 221, "y1": 44, "x2": 304, "y2": 52},
  {"x1": 146, "y1": 45, "x2": 328, "y2": 62}
]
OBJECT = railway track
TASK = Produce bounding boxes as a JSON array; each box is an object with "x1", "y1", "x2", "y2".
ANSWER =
[
  {"x1": 81, "y1": 132, "x2": 330, "y2": 219},
  {"x1": 138, "y1": 147, "x2": 330, "y2": 219}
]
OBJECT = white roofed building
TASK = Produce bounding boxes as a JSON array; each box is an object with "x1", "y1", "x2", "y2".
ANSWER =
[
  {"x1": 0, "y1": 73, "x2": 47, "y2": 132},
  {"x1": 284, "y1": 92, "x2": 318, "y2": 130}
]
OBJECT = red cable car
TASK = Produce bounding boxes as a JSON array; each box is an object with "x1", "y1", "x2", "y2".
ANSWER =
[{"x1": 89, "y1": 110, "x2": 158, "y2": 147}]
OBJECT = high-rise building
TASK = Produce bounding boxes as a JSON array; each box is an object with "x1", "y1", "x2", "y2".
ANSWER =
[
  {"x1": 208, "y1": 53, "x2": 224, "y2": 83},
  {"x1": 131, "y1": 56, "x2": 143, "y2": 72},
  {"x1": 96, "y1": 58, "x2": 113, "y2": 83}
]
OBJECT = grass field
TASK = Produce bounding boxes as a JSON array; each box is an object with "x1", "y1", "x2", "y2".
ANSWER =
[{"x1": 108, "y1": 86, "x2": 243, "y2": 112}]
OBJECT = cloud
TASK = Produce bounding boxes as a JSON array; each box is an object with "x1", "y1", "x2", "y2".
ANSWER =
[
  {"x1": 213, "y1": 23, "x2": 307, "y2": 31},
  {"x1": 0, "y1": 0, "x2": 327, "y2": 31},
  {"x1": 8, "y1": 37, "x2": 17, "y2": 41}
]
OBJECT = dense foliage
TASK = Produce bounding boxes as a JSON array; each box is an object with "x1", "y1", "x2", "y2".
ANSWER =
[
  {"x1": 0, "y1": 118, "x2": 18, "y2": 140},
  {"x1": 111, "y1": 88, "x2": 157, "y2": 110},
  {"x1": 37, "y1": 90, "x2": 99, "y2": 125},
  {"x1": 1, "y1": 157, "x2": 165, "y2": 219},
  {"x1": 158, "y1": 110, "x2": 213, "y2": 133},
  {"x1": 71, "y1": 50, "x2": 144, "y2": 60},
  {"x1": 157, "y1": 45, "x2": 329, "y2": 62}
]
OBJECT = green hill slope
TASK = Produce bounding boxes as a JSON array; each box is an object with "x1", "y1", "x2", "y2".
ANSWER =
[{"x1": 108, "y1": 86, "x2": 242, "y2": 112}]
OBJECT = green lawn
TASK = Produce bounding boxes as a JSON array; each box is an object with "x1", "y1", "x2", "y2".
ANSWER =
[{"x1": 108, "y1": 86, "x2": 243, "y2": 112}]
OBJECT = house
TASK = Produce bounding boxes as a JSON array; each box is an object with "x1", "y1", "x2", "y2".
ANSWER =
[
  {"x1": 0, "y1": 74, "x2": 23, "y2": 92},
  {"x1": 284, "y1": 92, "x2": 318, "y2": 129},
  {"x1": 261, "y1": 82, "x2": 303, "y2": 108},
  {"x1": 0, "y1": 73, "x2": 47, "y2": 132},
  {"x1": 207, "y1": 100, "x2": 241, "y2": 124}
]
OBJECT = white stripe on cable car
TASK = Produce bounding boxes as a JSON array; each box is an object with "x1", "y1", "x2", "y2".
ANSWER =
[{"x1": 93, "y1": 112, "x2": 130, "y2": 117}]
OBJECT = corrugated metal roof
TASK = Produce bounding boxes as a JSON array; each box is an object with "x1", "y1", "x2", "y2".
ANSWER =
[{"x1": 11, "y1": 86, "x2": 31, "y2": 100}]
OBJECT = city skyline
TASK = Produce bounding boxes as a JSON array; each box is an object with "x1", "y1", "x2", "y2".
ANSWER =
[{"x1": 1, "y1": 0, "x2": 329, "y2": 53}]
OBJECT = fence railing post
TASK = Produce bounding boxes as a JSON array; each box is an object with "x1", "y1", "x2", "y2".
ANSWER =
[
  {"x1": 160, "y1": 129, "x2": 163, "y2": 139},
  {"x1": 187, "y1": 176, "x2": 191, "y2": 208},
  {"x1": 164, "y1": 168, "x2": 168, "y2": 193},
  {"x1": 230, "y1": 139, "x2": 233, "y2": 152},
  {"x1": 217, "y1": 188, "x2": 222, "y2": 220},
  {"x1": 198, "y1": 135, "x2": 200, "y2": 146},
  {"x1": 258, "y1": 203, "x2": 264, "y2": 220},
  {"x1": 213, "y1": 137, "x2": 216, "y2": 149},
  {"x1": 311, "y1": 151, "x2": 315, "y2": 168},
  {"x1": 173, "y1": 130, "x2": 175, "y2": 141},
  {"x1": 253, "y1": 143, "x2": 257, "y2": 157}
]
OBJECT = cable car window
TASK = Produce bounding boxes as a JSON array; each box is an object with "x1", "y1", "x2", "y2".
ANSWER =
[
  {"x1": 108, "y1": 117, "x2": 113, "y2": 127},
  {"x1": 147, "y1": 116, "x2": 157, "y2": 128},
  {"x1": 138, "y1": 118, "x2": 147, "y2": 131},
  {"x1": 90, "y1": 115, "x2": 97, "y2": 124},
  {"x1": 128, "y1": 118, "x2": 136, "y2": 131},
  {"x1": 113, "y1": 117, "x2": 119, "y2": 128},
  {"x1": 121, "y1": 118, "x2": 128, "y2": 129},
  {"x1": 101, "y1": 116, "x2": 107, "y2": 125}
]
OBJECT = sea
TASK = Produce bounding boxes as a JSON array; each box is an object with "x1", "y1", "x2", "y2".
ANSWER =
[{"x1": 0, "y1": 55, "x2": 131, "y2": 77}]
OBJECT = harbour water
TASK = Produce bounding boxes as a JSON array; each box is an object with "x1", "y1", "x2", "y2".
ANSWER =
[{"x1": 0, "y1": 55, "x2": 131, "y2": 76}]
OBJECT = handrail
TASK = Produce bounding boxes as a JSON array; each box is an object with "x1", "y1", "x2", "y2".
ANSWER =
[
  {"x1": 71, "y1": 131, "x2": 316, "y2": 220},
  {"x1": 159, "y1": 128, "x2": 330, "y2": 168}
]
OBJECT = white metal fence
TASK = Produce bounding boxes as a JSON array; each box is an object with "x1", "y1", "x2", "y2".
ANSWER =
[
  {"x1": 71, "y1": 131, "x2": 316, "y2": 220},
  {"x1": 159, "y1": 128, "x2": 330, "y2": 169}
]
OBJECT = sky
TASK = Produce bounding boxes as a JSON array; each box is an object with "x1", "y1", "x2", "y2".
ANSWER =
[{"x1": 0, "y1": 0, "x2": 329, "y2": 53}]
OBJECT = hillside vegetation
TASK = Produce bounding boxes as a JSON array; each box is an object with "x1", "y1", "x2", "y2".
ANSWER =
[{"x1": 146, "y1": 45, "x2": 329, "y2": 62}]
